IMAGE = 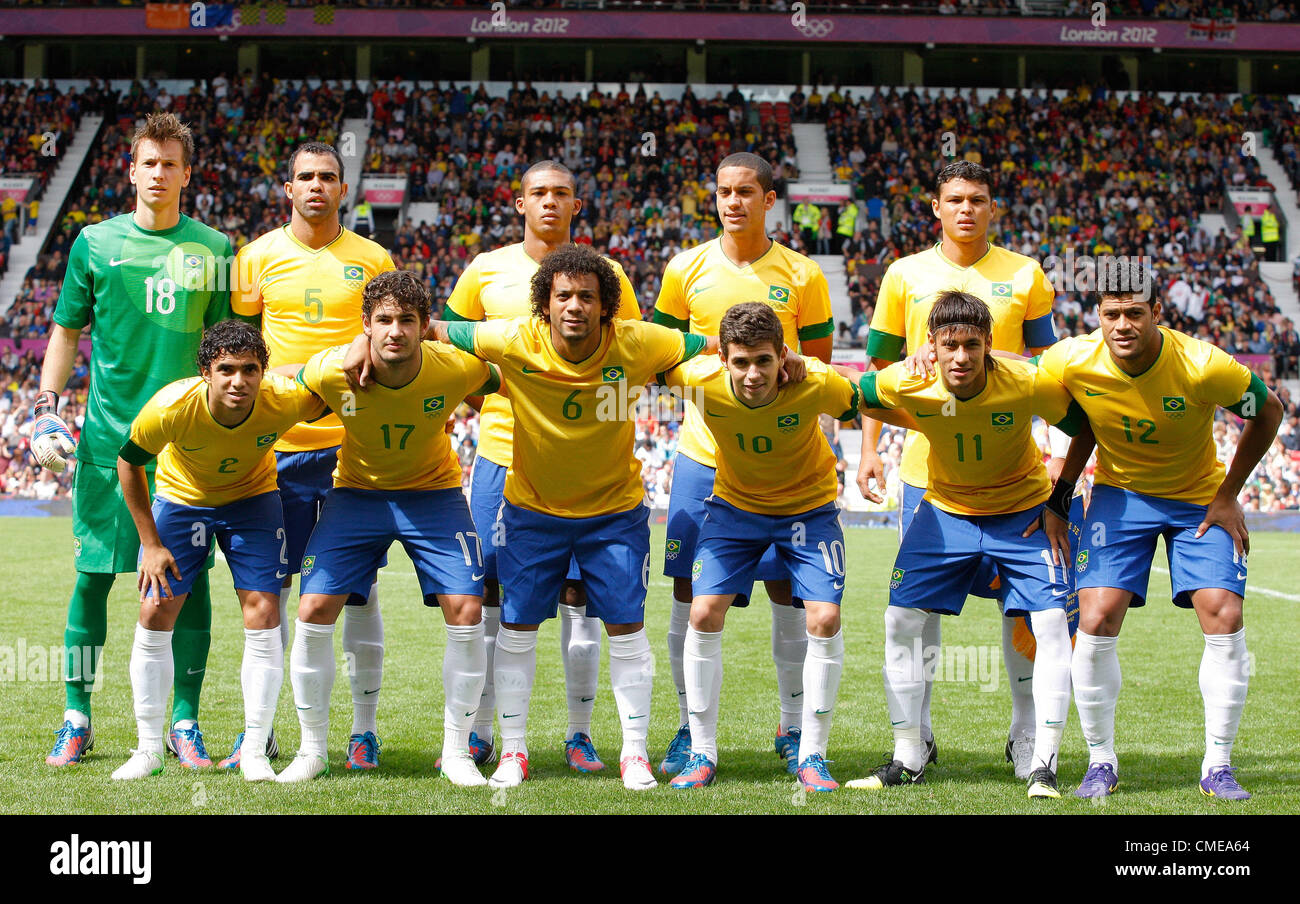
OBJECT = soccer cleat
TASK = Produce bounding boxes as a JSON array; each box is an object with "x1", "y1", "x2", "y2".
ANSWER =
[
  {"x1": 469, "y1": 731, "x2": 497, "y2": 766},
  {"x1": 1027, "y1": 767, "x2": 1061, "y2": 799},
  {"x1": 564, "y1": 732, "x2": 605, "y2": 773},
  {"x1": 670, "y1": 752, "x2": 717, "y2": 789},
  {"x1": 346, "y1": 731, "x2": 381, "y2": 770},
  {"x1": 488, "y1": 751, "x2": 530, "y2": 788},
  {"x1": 844, "y1": 760, "x2": 925, "y2": 790},
  {"x1": 924, "y1": 735, "x2": 938, "y2": 765},
  {"x1": 1074, "y1": 762, "x2": 1119, "y2": 799},
  {"x1": 658, "y1": 723, "x2": 692, "y2": 775},
  {"x1": 440, "y1": 752, "x2": 489, "y2": 787},
  {"x1": 240, "y1": 753, "x2": 277, "y2": 783},
  {"x1": 796, "y1": 753, "x2": 839, "y2": 792},
  {"x1": 1199, "y1": 765, "x2": 1251, "y2": 801},
  {"x1": 217, "y1": 729, "x2": 280, "y2": 770},
  {"x1": 621, "y1": 755, "x2": 658, "y2": 790},
  {"x1": 167, "y1": 725, "x2": 213, "y2": 768},
  {"x1": 111, "y1": 749, "x2": 163, "y2": 780},
  {"x1": 774, "y1": 726, "x2": 802, "y2": 775},
  {"x1": 1005, "y1": 734, "x2": 1034, "y2": 780},
  {"x1": 46, "y1": 721, "x2": 94, "y2": 767},
  {"x1": 275, "y1": 753, "x2": 329, "y2": 783}
]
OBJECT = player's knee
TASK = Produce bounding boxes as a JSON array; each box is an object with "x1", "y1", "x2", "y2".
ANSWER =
[
  {"x1": 439, "y1": 593, "x2": 483, "y2": 627},
  {"x1": 804, "y1": 604, "x2": 840, "y2": 638},
  {"x1": 1194, "y1": 590, "x2": 1244, "y2": 633},
  {"x1": 240, "y1": 592, "x2": 281, "y2": 630},
  {"x1": 689, "y1": 597, "x2": 728, "y2": 632},
  {"x1": 298, "y1": 595, "x2": 336, "y2": 625}
]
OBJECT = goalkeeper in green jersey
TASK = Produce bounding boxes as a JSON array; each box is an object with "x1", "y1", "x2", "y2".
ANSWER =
[{"x1": 35, "y1": 113, "x2": 242, "y2": 768}]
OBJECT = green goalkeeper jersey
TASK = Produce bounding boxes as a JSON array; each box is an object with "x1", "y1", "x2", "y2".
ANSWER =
[{"x1": 52, "y1": 213, "x2": 235, "y2": 467}]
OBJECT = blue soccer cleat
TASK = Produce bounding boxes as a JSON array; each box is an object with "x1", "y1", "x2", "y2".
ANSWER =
[
  {"x1": 1199, "y1": 765, "x2": 1251, "y2": 801},
  {"x1": 564, "y1": 732, "x2": 605, "y2": 773},
  {"x1": 469, "y1": 731, "x2": 497, "y2": 766},
  {"x1": 1074, "y1": 762, "x2": 1119, "y2": 799},
  {"x1": 46, "y1": 721, "x2": 94, "y2": 767},
  {"x1": 796, "y1": 753, "x2": 839, "y2": 792},
  {"x1": 670, "y1": 752, "x2": 717, "y2": 789},
  {"x1": 218, "y1": 729, "x2": 280, "y2": 770},
  {"x1": 167, "y1": 725, "x2": 212, "y2": 768},
  {"x1": 774, "y1": 726, "x2": 801, "y2": 775},
  {"x1": 658, "y1": 723, "x2": 692, "y2": 775},
  {"x1": 346, "y1": 731, "x2": 381, "y2": 770}
]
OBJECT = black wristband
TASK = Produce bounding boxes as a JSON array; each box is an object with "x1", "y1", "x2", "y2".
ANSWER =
[
  {"x1": 1045, "y1": 479, "x2": 1074, "y2": 522},
  {"x1": 34, "y1": 390, "x2": 58, "y2": 419}
]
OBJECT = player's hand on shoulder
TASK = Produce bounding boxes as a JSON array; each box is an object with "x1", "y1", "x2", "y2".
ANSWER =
[
  {"x1": 137, "y1": 545, "x2": 182, "y2": 604},
  {"x1": 342, "y1": 333, "x2": 374, "y2": 391},
  {"x1": 903, "y1": 341, "x2": 936, "y2": 378},
  {"x1": 779, "y1": 346, "x2": 807, "y2": 386}
]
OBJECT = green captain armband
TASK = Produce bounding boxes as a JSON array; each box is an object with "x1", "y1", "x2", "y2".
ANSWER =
[
  {"x1": 681, "y1": 333, "x2": 707, "y2": 361},
  {"x1": 1225, "y1": 373, "x2": 1269, "y2": 419},
  {"x1": 858, "y1": 371, "x2": 883, "y2": 409},
  {"x1": 865, "y1": 329, "x2": 904, "y2": 363},
  {"x1": 797, "y1": 317, "x2": 834, "y2": 341},
  {"x1": 443, "y1": 306, "x2": 473, "y2": 322},
  {"x1": 652, "y1": 309, "x2": 690, "y2": 332},
  {"x1": 119, "y1": 439, "x2": 157, "y2": 466}
]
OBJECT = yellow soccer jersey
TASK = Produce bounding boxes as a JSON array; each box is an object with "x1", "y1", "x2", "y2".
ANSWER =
[
  {"x1": 444, "y1": 242, "x2": 642, "y2": 469},
  {"x1": 123, "y1": 374, "x2": 327, "y2": 508},
  {"x1": 298, "y1": 342, "x2": 497, "y2": 492},
  {"x1": 1036, "y1": 327, "x2": 1261, "y2": 504},
  {"x1": 446, "y1": 317, "x2": 706, "y2": 518},
  {"x1": 866, "y1": 243, "x2": 1057, "y2": 489},
  {"x1": 663, "y1": 357, "x2": 858, "y2": 515},
  {"x1": 654, "y1": 238, "x2": 835, "y2": 469},
  {"x1": 231, "y1": 225, "x2": 395, "y2": 453},
  {"x1": 860, "y1": 358, "x2": 1082, "y2": 516}
]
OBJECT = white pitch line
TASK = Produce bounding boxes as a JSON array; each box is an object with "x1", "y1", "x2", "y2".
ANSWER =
[{"x1": 1151, "y1": 566, "x2": 1299, "y2": 602}]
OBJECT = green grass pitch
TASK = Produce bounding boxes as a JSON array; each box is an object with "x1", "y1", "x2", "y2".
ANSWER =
[{"x1": 1, "y1": 517, "x2": 1294, "y2": 814}]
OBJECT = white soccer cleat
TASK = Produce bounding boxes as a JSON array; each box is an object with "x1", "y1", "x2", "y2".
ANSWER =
[
  {"x1": 620, "y1": 755, "x2": 658, "y2": 791},
  {"x1": 488, "y1": 751, "x2": 529, "y2": 789},
  {"x1": 1006, "y1": 735, "x2": 1035, "y2": 781},
  {"x1": 440, "y1": 752, "x2": 489, "y2": 787},
  {"x1": 111, "y1": 749, "x2": 163, "y2": 780},
  {"x1": 240, "y1": 753, "x2": 277, "y2": 782},
  {"x1": 275, "y1": 752, "x2": 329, "y2": 783}
]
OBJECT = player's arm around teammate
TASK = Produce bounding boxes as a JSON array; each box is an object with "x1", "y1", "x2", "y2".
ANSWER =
[{"x1": 112, "y1": 322, "x2": 327, "y2": 782}]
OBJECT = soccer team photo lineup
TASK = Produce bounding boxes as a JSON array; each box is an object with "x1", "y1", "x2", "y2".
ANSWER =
[{"x1": 2, "y1": 4, "x2": 1298, "y2": 816}]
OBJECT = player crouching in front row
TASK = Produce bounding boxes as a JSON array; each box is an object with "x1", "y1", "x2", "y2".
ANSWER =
[
  {"x1": 277, "y1": 270, "x2": 501, "y2": 786},
  {"x1": 845, "y1": 291, "x2": 1087, "y2": 799},
  {"x1": 115, "y1": 322, "x2": 328, "y2": 782}
]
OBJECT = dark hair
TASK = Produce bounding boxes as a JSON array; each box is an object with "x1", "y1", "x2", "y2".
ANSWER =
[
  {"x1": 362, "y1": 270, "x2": 432, "y2": 322},
  {"x1": 521, "y1": 159, "x2": 575, "y2": 194},
  {"x1": 288, "y1": 141, "x2": 345, "y2": 182},
  {"x1": 1096, "y1": 257, "x2": 1156, "y2": 305},
  {"x1": 718, "y1": 152, "x2": 774, "y2": 193},
  {"x1": 530, "y1": 244, "x2": 621, "y2": 324},
  {"x1": 132, "y1": 111, "x2": 195, "y2": 169},
  {"x1": 927, "y1": 290, "x2": 996, "y2": 372},
  {"x1": 720, "y1": 302, "x2": 784, "y2": 356},
  {"x1": 935, "y1": 160, "x2": 994, "y2": 196},
  {"x1": 197, "y1": 320, "x2": 268, "y2": 372}
]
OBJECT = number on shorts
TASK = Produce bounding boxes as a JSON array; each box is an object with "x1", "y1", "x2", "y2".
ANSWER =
[
  {"x1": 817, "y1": 539, "x2": 845, "y2": 577},
  {"x1": 455, "y1": 531, "x2": 483, "y2": 567}
]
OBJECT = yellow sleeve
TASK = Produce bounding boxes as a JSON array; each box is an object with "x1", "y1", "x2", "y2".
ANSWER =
[
  {"x1": 128, "y1": 392, "x2": 172, "y2": 457},
  {"x1": 795, "y1": 267, "x2": 834, "y2": 343},
  {"x1": 614, "y1": 261, "x2": 643, "y2": 321},
  {"x1": 821, "y1": 369, "x2": 860, "y2": 420},
  {"x1": 661, "y1": 355, "x2": 711, "y2": 391},
  {"x1": 857, "y1": 365, "x2": 901, "y2": 410},
  {"x1": 290, "y1": 380, "x2": 329, "y2": 423},
  {"x1": 469, "y1": 319, "x2": 512, "y2": 365},
  {"x1": 1027, "y1": 265, "x2": 1055, "y2": 322},
  {"x1": 643, "y1": 322, "x2": 691, "y2": 375},
  {"x1": 1198, "y1": 344, "x2": 1254, "y2": 408},
  {"x1": 231, "y1": 243, "x2": 263, "y2": 316},
  {"x1": 379, "y1": 251, "x2": 397, "y2": 273},
  {"x1": 652, "y1": 260, "x2": 690, "y2": 331},
  {"x1": 866, "y1": 265, "x2": 907, "y2": 361},
  {"x1": 463, "y1": 353, "x2": 494, "y2": 395},
  {"x1": 444, "y1": 257, "x2": 485, "y2": 321},
  {"x1": 1031, "y1": 367, "x2": 1075, "y2": 428}
]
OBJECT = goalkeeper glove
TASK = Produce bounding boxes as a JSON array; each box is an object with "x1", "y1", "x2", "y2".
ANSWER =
[{"x1": 31, "y1": 390, "x2": 77, "y2": 473}]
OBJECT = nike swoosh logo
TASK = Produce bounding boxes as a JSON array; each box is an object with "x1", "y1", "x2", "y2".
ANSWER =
[
  {"x1": 1018, "y1": 676, "x2": 1033, "y2": 682},
  {"x1": 363, "y1": 688, "x2": 380, "y2": 695},
  {"x1": 180, "y1": 445, "x2": 205, "y2": 451},
  {"x1": 502, "y1": 713, "x2": 520, "y2": 718},
  {"x1": 465, "y1": 711, "x2": 475, "y2": 717},
  {"x1": 1236, "y1": 572, "x2": 1246, "y2": 580},
  {"x1": 909, "y1": 295, "x2": 926, "y2": 305},
  {"x1": 109, "y1": 257, "x2": 133, "y2": 267},
  {"x1": 1045, "y1": 720, "x2": 1063, "y2": 725},
  {"x1": 520, "y1": 366, "x2": 544, "y2": 374},
  {"x1": 580, "y1": 696, "x2": 594, "y2": 703},
  {"x1": 187, "y1": 667, "x2": 205, "y2": 675},
  {"x1": 916, "y1": 412, "x2": 938, "y2": 418},
  {"x1": 1084, "y1": 389, "x2": 1107, "y2": 396},
  {"x1": 1051, "y1": 588, "x2": 1067, "y2": 597},
  {"x1": 705, "y1": 410, "x2": 728, "y2": 417},
  {"x1": 629, "y1": 714, "x2": 646, "y2": 719},
  {"x1": 814, "y1": 708, "x2": 831, "y2": 715},
  {"x1": 471, "y1": 573, "x2": 485, "y2": 581},
  {"x1": 890, "y1": 719, "x2": 905, "y2": 726},
  {"x1": 833, "y1": 581, "x2": 844, "y2": 590},
  {"x1": 690, "y1": 285, "x2": 714, "y2": 295},
  {"x1": 791, "y1": 692, "x2": 803, "y2": 698},
  {"x1": 275, "y1": 570, "x2": 287, "y2": 580},
  {"x1": 296, "y1": 705, "x2": 310, "y2": 710}
]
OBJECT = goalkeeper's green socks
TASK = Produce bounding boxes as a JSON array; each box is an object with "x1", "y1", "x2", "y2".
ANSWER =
[{"x1": 63, "y1": 571, "x2": 115, "y2": 719}]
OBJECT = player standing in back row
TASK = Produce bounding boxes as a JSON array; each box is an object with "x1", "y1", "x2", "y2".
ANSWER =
[
  {"x1": 857, "y1": 161, "x2": 1064, "y2": 778},
  {"x1": 228, "y1": 142, "x2": 395, "y2": 771},
  {"x1": 36, "y1": 113, "x2": 237, "y2": 769},
  {"x1": 443, "y1": 160, "x2": 642, "y2": 772},
  {"x1": 653, "y1": 152, "x2": 834, "y2": 776}
]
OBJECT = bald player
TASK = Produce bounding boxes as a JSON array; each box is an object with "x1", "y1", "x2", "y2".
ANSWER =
[
  {"x1": 228, "y1": 142, "x2": 395, "y2": 771},
  {"x1": 442, "y1": 160, "x2": 642, "y2": 773}
]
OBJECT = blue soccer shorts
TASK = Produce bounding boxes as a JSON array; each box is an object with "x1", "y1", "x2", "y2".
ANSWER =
[
  {"x1": 146, "y1": 491, "x2": 286, "y2": 598},
  {"x1": 275, "y1": 447, "x2": 339, "y2": 575},
  {"x1": 901, "y1": 481, "x2": 1002, "y2": 602},
  {"x1": 470, "y1": 456, "x2": 582, "y2": 587}
]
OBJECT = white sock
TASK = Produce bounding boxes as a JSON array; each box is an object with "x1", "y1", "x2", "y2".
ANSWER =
[
  {"x1": 443, "y1": 621, "x2": 487, "y2": 757},
  {"x1": 494, "y1": 627, "x2": 538, "y2": 756},
  {"x1": 1002, "y1": 614, "x2": 1036, "y2": 739},
  {"x1": 290, "y1": 619, "x2": 336, "y2": 757},
  {"x1": 1200, "y1": 628, "x2": 1249, "y2": 778},
  {"x1": 560, "y1": 603, "x2": 601, "y2": 738},
  {"x1": 129, "y1": 624, "x2": 171, "y2": 756},
  {"x1": 883, "y1": 607, "x2": 928, "y2": 771},
  {"x1": 474, "y1": 606, "x2": 499, "y2": 741},
  {"x1": 241, "y1": 626, "x2": 283, "y2": 757},
  {"x1": 608, "y1": 629, "x2": 654, "y2": 762},
  {"x1": 1028, "y1": 609, "x2": 1070, "y2": 773},
  {"x1": 64, "y1": 709, "x2": 90, "y2": 730},
  {"x1": 684, "y1": 626, "x2": 723, "y2": 763},
  {"x1": 1072, "y1": 630, "x2": 1120, "y2": 771},
  {"x1": 667, "y1": 600, "x2": 691, "y2": 725},
  {"x1": 343, "y1": 584, "x2": 383, "y2": 737},
  {"x1": 800, "y1": 630, "x2": 844, "y2": 761},
  {"x1": 918, "y1": 611, "x2": 940, "y2": 743},
  {"x1": 770, "y1": 601, "x2": 807, "y2": 734}
]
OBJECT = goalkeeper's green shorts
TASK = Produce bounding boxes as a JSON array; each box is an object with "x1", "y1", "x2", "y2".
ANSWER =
[{"x1": 70, "y1": 461, "x2": 152, "y2": 574}]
